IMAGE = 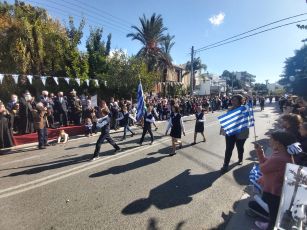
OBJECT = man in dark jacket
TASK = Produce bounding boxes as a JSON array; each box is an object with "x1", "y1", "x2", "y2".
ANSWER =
[{"x1": 54, "y1": 92, "x2": 68, "y2": 126}]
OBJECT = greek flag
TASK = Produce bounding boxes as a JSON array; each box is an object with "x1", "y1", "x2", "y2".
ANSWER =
[
  {"x1": 218, "y1": 100, "x2": 254, "y2": 136},
  {"x1": 249, "y1": 164, "x2": 262, "y2": 192},
  {"x1": 136, "y1": 81, "x2": 145, "y2": 121}
]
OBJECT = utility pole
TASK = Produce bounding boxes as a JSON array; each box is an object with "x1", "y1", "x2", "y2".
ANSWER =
[
  {"x1": 231, "y1": 75, "x2": 234, "y2": 94},
  {"x1": 190, "y1": 46, "x2": 194, "y2": 96}
]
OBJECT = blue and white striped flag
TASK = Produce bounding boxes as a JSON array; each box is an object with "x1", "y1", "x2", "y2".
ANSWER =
[
  {"x1": 249, "y1": 164, "x2": 263, "y2": 192},
  {"x1": 136, "y1": 81, "x2": 145, "y2": 121},
  {"x1": 218, "y1": 100, "x2": 255, "y2": 136}
]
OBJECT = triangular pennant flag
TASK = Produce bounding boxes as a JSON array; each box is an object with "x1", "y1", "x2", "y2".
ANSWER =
[
  {"x1": 85, "y1": 79, "x2": 89, "y2": 86},
  {"x1": 27, "y1": 75, "x2": 33, "y2": 84},
  {"x1": 65, "y1": 77, "x2": 70, "y2": 84},
  {"x1": 12, "y1": 74, "x2": 19, "y2": 84},
  {"x1": 0, "y1": 74, "x2": 4, "y2": 84},
  {"x1": 41, "y1": 76, "x2": 47, "y2": 86},
  {"x1": 76, "y1": 78, "x2": 80, "y2": 86},
  {"x1": 94, "y1": 79, "x2": 99, "y2": 86},
  {"x1": 53, "y1": 77, "x2": 59, "y2": 85}
]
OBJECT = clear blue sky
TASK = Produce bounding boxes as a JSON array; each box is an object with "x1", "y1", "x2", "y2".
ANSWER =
[{"x1": 10, "y1": 0, "x2": 307, "y2": 83}]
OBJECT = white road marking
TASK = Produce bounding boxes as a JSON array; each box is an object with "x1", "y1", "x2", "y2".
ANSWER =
[{"x1": 0, "y1": 121, "x2": 220, "y2": 199}]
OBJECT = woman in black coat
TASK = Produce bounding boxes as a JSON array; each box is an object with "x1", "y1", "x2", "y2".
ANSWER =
[{"x1": 0, "y1": 102, "x2": 14, "y2": 149}]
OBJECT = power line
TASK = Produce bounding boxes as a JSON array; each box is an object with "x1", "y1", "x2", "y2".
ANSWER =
[
  {"x1": 59, "y1": 0, "x2": 132, "y2": 30},
  {"x1": 26, "y1": 0, "x2": 130, "y2": 35},
  {"x1": 71, "y1": 0, "x2": 133, "y2": 27},
  {"x1": 195, "y1": 12, "x2": 307, "y2": 52},
  {"x1": 194, "y1": 18, "x2": 307, "y2": 53},
  {"x1": 40, "y1": 0, "x2": 131, "y2": 32}
]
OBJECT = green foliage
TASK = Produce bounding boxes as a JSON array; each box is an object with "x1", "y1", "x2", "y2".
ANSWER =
[
  {"x1": 185, "y1": 57, "x2": 207, "y2": 74},
  {"x1": 253, "y1": 83, "x2": 268, "y2": 94},
  {"x1": 280, "y1": 45, "x2": 307, "y2": 97},
  {"x1": 127, "y1": 13, "x2": 173, "y2": 72},
  {"x1": 64, "y1": 17, "x2": 88, "y2": 79},
  {"x1": 0, "y1": 1, "x2": 162, "y2": 101},
  {"x1": 99, "y1": 50, "x2": 159, "y2": 99},
  {"x1": 86, "y1": 27, "x2": 109, "y2": 78}
]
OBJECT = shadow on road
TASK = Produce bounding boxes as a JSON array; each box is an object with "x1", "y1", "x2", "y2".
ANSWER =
[
  {"x1": 89, "y1": 155, "x2": 169, "y2": 178},
  {"x1": 147, "y1": 217, "x2": 186, "y2": 230},
  {"x1": 122, "y1": 169, "x2": 222, "y2": 215}
]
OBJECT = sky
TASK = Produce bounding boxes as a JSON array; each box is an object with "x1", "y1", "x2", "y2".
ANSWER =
[{"x1": 8, "y1": 0, "x2": 307, "y2": 83}]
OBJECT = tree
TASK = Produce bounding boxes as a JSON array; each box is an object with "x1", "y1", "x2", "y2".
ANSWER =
[
  {"x1": 253, "y1": 83, "x2": 268, "y2": 94},
  {"x1": 185, "y1": 57, "x2": 207, "y2": 74},
  {"x1": 86, "y1": 27, "x2": 110, "y2": 78},
  {"x1": 127, "y1": 13, "x2": 171, "y2": 71},
  {"x1": 64, "y1": 16, "x2": 88, "y2": 79},
  {"x1": 279, "y1": 45, "x2": 307, "y2": 98},
  {"x1": 160, "y1": 34, "x2": 175, "y2": 62}
]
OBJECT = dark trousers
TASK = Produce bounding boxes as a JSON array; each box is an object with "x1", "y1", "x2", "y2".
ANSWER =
[
  {"x1": 93, "y1": 132, "x2": 119, "y2": 157},
  {"x1": 140, "y1": 126, "x2": 154, "y2": 143},
  {"x1": 223, "y1": 135, "x2": 246, "y2": 167},
  {"x1": 85, "y1": 127, "x2": 92, "y2": 135},
  {"x1": 123, "y1": 125, "x2": 134, "y2": 139},
  {"x1": 248, "y1": 192, "x2": 280, "y2": 230},
  {"x1": 73, "y1": 113, "x2": 81, "y2": 125},
  {"x1": 37, "y1": 127, "x2": 48, "y2": 147},
  {"x1": 56, "y1": 111, "x2": 68, "y2": 126}
]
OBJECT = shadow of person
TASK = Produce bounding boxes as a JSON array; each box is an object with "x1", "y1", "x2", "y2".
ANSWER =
[
  {"x1": 122, "y1": 169, "x2": 221, "y2": 215},
  {"x1": 232, "y1": 162, "x2": 254, "y2": 186},
  {"x1": 89, "y1": 156, "x2": 167, "y2": 178}
]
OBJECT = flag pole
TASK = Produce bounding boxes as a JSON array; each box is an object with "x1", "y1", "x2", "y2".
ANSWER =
[{"x1": 248, "y1": 92, "x2": 257, "y2": 143}]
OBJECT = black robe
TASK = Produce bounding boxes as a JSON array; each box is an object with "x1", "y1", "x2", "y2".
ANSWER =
[
  {"x1": 0, "y1": 113, "x2": 14, "y2": 148},
  {"x1": 19, "y1": 97, "x2": 34, "y2": 134}
]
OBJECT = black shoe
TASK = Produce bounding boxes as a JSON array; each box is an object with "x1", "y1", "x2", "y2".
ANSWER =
[
  {"x1": 169, "y1": 152, "x2": 176, "y2": 156},
  {"x1": 45, "y1": 143, "x2": 51, "y2": 146},
  {"x1": 238, "y1": 160, "x2": 243, "y2": 165},
  {"x1": 155, "y1": 127, "x2": 158, "y2": 131},
  {"x1": 139, "y1": 142, "x2": 143, "y2": 146},
  {"x1": 220, "y1": 166, "x2": 228, "y2": 173},
  {"x1": 191, "y1": 142, "x2": 196, "y2": 145},
  {"x1": 38, "y1": 146, "x2": 46, "y2": 149},
  {"x1": 179, "y1": 144, "x2": 183, "y2": 149},
  {"x1": 131, "y1": 133, "x2": 135, "y2": 137},
  {"x1": 150, "y1": 141, "x2": 153, "y2": 145},
  {"x1": 114, "y1": 148, "x2": 122, "y2": 153},
  {"x1": 121, "y1": 138, "x2": 126, "y2": 141}
]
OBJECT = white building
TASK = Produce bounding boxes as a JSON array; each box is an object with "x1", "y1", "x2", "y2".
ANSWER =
[
  {"x1": 267, "y1": 82, "x2": 284, "y2": 92},
  {"x1": 194, "y1": 72, "x2": 226, "y2": 96}
]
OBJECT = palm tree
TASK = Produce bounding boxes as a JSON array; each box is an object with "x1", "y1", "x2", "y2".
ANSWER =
[
  {"x1": 127, "y1": 13, "x2": 169, "y2": 71},
  {"x1": 161, "y1": 34, "x2": 175, "y2": 62}
]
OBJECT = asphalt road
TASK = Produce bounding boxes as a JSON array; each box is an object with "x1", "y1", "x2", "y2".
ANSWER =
[{"x1": 0, "y1": 104, "x2": 280, "y2": 230}]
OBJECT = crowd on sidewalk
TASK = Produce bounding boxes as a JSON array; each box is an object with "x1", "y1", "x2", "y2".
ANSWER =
[{"x1": 244, "y1": 95, "x2": 307, "y2": 230}]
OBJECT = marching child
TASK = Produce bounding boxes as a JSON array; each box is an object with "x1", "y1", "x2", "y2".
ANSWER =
[
  {"x1": 92, "y1": 108, "x2": 121, "y2": 160},
  {"x1": 191, "y1": 105, "x2": 206, "y2": 145},
  {"x1": 116, "y1": 106, "x2": 136, "y2": 141},
  {"x1": 139, "y1": 105, "x2": 155, "y2": 145},
  {"x1": 85, "y1": 117, "x2": 93, "y2": 137},
  {"x1": 57, "y1": 129, "x2": 69, "y2": 144},
  {"x1": 165, "y1": 104, "x2": 185, "y2": 156}
]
